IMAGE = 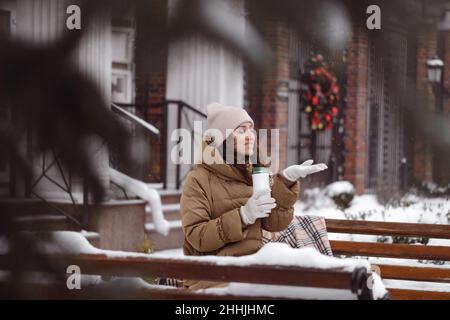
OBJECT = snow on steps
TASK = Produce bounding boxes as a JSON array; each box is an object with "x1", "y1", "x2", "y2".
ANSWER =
[
  {"x1": 157, "y1": 189, "x2": 182, "y2": 204},
  {"x1": 145, "y1": 189, "x2": 184, "y2": 251},
  {"x1": 145, "y1": 219, "x2": 184, "y2": 251},
  {"x1": 146, "y1": 203, "x2": 180, "y2": 222},
  {"x1": 109, "y1": 169, "x2": 171, "y2": 236}
]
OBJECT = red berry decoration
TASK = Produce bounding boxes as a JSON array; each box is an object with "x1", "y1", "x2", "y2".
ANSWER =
[{"x1": 301, "y1": 54, "x2": 341, "y2": 131}]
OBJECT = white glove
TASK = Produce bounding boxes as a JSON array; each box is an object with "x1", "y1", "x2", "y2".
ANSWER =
[
  {"x1": 240, "y1": 189, "x2": 276, "y2": 225},
  {"x1": 282, "y1": 160, "x2": 328, "y2": 182}
]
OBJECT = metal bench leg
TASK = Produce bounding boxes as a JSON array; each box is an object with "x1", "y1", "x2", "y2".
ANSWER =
[{"x1": 351, "y1": 267, "x2": 375, "y2": 300}]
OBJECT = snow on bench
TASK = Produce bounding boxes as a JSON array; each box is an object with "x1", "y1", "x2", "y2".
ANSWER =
[{"x1": 0, "y1": 231, "x2": 388, "y2": 300}]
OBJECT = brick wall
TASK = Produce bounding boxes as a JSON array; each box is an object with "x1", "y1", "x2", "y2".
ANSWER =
[
  {"x1": 442, "y1": 31, "x2": 450, "y2": 115},
  {"x1": 438, "y1": 31, "x2": 450, "y2": 184},
  {"x1": 342, "y1": 27, "x2": 369, "y2": 195},
  {"x1": 245, "y1": 19, "x2": 290, "y2": 173},
  {"x1": 413, "y1": 27, "x2": 437, "y2": 183},
  {"x1": 134, "y1": 0, "x2": 168, "y2": 183}
]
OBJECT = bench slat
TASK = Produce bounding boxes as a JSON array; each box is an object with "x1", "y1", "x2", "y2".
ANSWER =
[
  {"x1": 0, "y1": 281, "x2": 280, "y2": 300},
  {"x1": 388, "y1": 288, "x2": 450, "y2": 300},
  {"x1": 373, "y1": 264, "x2": 450, "y2": 283},
  {"x1": 330, "y1": 240, "x2": 450, "y2": 261},
  {"x1": 0, "y1": 254, "x2": 359, "y2": 290},
  {"x1": 325, "y1": 219, "x2": 450, "y2": 239}
]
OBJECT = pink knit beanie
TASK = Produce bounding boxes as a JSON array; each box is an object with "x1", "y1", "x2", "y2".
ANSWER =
[{"x1": 205, "y1": 102, "x2": 254, "y2": 147}]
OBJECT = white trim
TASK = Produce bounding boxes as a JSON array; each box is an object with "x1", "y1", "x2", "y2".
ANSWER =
[
  {"x1": 111, "y1": 27, "x2": 134, "y2": 64},
  {"x1": 111, "y1": 69, "x2": 133, "y2": 104}
]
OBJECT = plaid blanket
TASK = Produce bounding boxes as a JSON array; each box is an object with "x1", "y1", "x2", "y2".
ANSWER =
[
  {"x1": 262, "y1": 215, "x2": 333, "y2": 256},
  {"x1": 158, "y1": 215, "x2": 332, "y2": 287}
]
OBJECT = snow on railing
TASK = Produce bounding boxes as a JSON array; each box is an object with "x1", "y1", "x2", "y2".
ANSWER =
[{"x1": 109, "y1": 168, "x2": 170, "y2": 236}]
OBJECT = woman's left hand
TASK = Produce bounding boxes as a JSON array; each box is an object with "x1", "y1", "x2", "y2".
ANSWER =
[{"x1": 282, "y1": 160, "x2": 328, "y2": 182}]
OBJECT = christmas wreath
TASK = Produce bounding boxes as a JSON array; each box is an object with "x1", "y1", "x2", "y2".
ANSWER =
[{"x1": 301, "y1": 54, "x2": 340, "y2": 131}]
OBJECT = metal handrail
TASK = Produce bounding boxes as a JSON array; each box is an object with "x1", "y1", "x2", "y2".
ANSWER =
[
  {"x1": 171, "y1": 100, "x2": 206, "y2": 189},
  {"x1": 179, "y1": 101, "x2": 207, "y2": 118},
  {"x1": 151, "y1": 99, "x2": 207, "y2": 118},
  {"x1": 111, "y1": 103, "x2": 160, "y2": 137},
  {"x1": 112, "y1": 100, "x2": 207, "y2": 190}
]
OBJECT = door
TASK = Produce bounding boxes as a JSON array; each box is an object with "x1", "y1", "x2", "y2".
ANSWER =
[
  {"x1": 288, "y1": 30, "x2": 343, "y2": 188},
  {"x1": 366, "y1": 29, "x2": 408, "y2": 198}
]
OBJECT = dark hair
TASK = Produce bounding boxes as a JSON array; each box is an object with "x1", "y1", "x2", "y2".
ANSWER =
[{"x1": 219, "y1": 129, "x2": 271, "y2": 168}]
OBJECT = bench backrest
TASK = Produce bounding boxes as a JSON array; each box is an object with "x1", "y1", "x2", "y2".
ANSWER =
[{"x1": 325, "y1": 219, "x2": 450, "y2": 300}]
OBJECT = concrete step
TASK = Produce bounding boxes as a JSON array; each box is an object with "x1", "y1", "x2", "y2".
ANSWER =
[
  {"x1": 146, "y1": 203, "x2": 180, "y2": 223},
  {"x1": 147, "y1": 183, "x2": 164, "y2": 190},
  {"x1": 14, "y1": 214, "x2": 81, "y2": 232},
  {"x1": 0, "y1": 198, "x2": 147, "y2": 252},
  {"x1": 145, "y1": 220, "x2": 184, "y2": 251},
  {"x1": 158, "y1": 189, "x2": 182, "y2": 205},
  {"x1": 0, "y1": 199, "x2": 81, "y2": 219}
]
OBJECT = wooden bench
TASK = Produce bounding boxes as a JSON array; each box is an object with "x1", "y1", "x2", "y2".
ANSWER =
[
  {"x1": 325, "y1": 219, "x2": 450, "y2": 300},
  {"x1": 0, "y1": 219, "x2": 448, "y2": 300},
  {"x1": 0, "y1": 251, "x2": 378, "y2": 300}
]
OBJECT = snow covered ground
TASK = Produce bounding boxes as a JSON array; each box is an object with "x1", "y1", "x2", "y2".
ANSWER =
[
  {"x1": 295, "y1": 184, "x2": 449, "y2": 241},
  {"x1": 294, "y1": 182, "x2": 450, "y2": 269}
]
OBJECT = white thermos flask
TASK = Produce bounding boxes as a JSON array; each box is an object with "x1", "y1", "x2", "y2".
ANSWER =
[{"x1": 252, "y1": 167, "x2": 271, "y2": 194}]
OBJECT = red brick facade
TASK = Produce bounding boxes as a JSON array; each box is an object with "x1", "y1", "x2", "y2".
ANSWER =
[
  {"x1": 246, "y1": 19, "x2": 290, "y2": 173},
  {"x1": 413, "y1": 27, "x2": 437, "y2": 183},
  {"x1": 134, "y1": 3, "x2": 445, "y2": 189},
  {"x1": 342, "y1": 27, "x2": 369, "y2": 194},
  {"x1": 444, "y1": 31, "x2": 450, "y2": 115},
  {"x1": 134, "y1": 0, "x2": 168, "y2": 183}
]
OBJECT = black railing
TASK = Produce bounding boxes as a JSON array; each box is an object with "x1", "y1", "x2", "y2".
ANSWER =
[
  {"x1": 27, "y1": 148, "x2": 85, "y2": 229},
  {"x1": 161, "y1": 100, "x2": 206, "y2": 190},
  {"x1": 4, "y1": 102, "x2": 163, "y2": 231},
  {"x1": 115, "y1": 100, "x2": 206, "y2": 190}
]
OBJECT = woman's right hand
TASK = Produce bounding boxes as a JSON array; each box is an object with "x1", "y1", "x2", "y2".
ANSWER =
[{"x1": 240, "y1": 189, "x2": 276, "y2": 225}]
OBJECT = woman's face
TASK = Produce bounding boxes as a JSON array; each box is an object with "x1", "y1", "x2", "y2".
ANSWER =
[{"x1": 232, "y1": 121, "x2": 255, "y2": 156}]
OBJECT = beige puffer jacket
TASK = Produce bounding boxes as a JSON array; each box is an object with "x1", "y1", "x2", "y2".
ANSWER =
[{"x1": 180, "y1": 139, "x2": 300, "y2": 290}]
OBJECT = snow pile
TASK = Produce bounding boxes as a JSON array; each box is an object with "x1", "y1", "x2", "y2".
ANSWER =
[
  {"x1": 426, "y1": 57, "x2": 444, "y2": 67},
  {"x1": 212, "y1": 242, "x2": 370, "y2": 272},
  {"x1": 295, "y1": 187, "x2": 449, "y2": 228},
  {"x1": 198, "y1": 243, "x2": 388, "y2": 300},
  {"x1": 325, "y1": 181, "x2": 355, "y2": 197},
  {"x1": 196, "y1": 243, "x2": 389, "y2": 299},
  {"x1": 36, "y1": 231, "x2": 105, "y2": 255}
]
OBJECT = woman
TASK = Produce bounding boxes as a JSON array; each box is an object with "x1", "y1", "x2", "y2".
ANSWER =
[{"x1": 180, "y1": 102, "x2": 328, "y2": 290}]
